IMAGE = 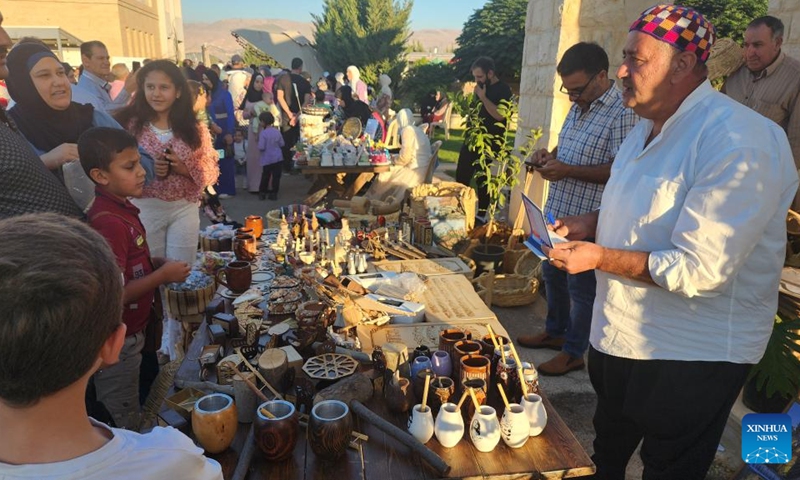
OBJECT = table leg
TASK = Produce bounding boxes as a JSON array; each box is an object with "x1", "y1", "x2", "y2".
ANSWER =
[{"x1": 345, "y1": 173, "x2": 374, "y2": 199}]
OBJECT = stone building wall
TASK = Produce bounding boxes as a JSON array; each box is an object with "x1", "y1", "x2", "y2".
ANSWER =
[{"x1": 770, "y1": 0, "x2": 800, "y2": 59}]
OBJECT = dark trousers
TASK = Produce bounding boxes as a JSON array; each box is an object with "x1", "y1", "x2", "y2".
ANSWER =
[
  {"x1": 259, "y1": 163, "x2": 283, "y2": 195},
  {"x1": 587, "y1": 347, "x2": 751, "y2": 480},
  {"x1": 455, "y1": 143, "x2": 489, "y2": 212},
  {"x1": 281, "y1": 124, "x2": 300, "y2": 172}
]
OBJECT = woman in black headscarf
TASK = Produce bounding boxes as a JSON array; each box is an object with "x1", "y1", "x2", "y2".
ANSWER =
[
  {"x1": 336, "y1": 85, "x2": 373, "y2": 132},
  {"x1": 6, "y1": 41, "x2": 137, "y2": 210}
]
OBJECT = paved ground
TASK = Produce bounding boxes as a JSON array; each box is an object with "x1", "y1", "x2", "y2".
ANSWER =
[{"x1": 209, "y1": 167, "x2": 750, "y2": 479}]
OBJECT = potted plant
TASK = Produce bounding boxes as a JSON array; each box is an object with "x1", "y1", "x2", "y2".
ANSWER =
[
  {"x1": 742, "y1": 296, "x2": 800, "y2": 413},
  {"x1": 464, "y1": 96, "x2": 541, "y2": 273}
]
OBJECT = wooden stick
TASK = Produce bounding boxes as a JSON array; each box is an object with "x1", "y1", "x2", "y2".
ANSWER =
[
  {"x1": 499, "y1": 340, "x2": 507, "y2": 365},
  {"x1": 508, "y1": 166, "x2": 535, "y2": 249},
  {"x1": 421, "y1": 373, "x2": 431, "y2": 410},
  {"x1": 231, "y1": 424, "x2": 256, "y2": 480},
  {"x1": 455, "y1": 390, "x2": 469, "y2": 411},
  {"x1": 259, "y1": 406, "x2": 276, "y2": 419},
  {"x1": 468, "y1": 387, "x2": 481, "y2": 411},
  {"x1": 223, "y1": 362, "x2": 268, "y2": 402},
  {"x1": 234, "y1": 347, "x2": 283, "y2": 399},
  {"x1": 497, "y1": 383, "x2": 511, "y2": 411},
  {"x1": 350, "y1": 400, "x2": 451, "y2": 476},
  {"x1": 485, "y1": 323, "x2": 499, "y2": 349},
  {"x1": 517, "y1": 367, "x2": 528, "y2": 397}
]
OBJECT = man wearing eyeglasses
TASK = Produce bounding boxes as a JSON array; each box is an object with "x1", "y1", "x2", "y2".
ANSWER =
[{"x1": 517, "y1": 42, "x2": 637, "y2": 376}]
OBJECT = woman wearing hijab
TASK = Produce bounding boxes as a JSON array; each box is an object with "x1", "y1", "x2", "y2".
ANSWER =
[
  {"x1": 336, "y1": 85, "x2": 373, "y2": 133},
  {"x1": 203, "y1": 69, "x2": 236, "y2": 196},
  {"x1": 240, "y1": 73, "x2": 264, "y2": 193},
  {"x1": 346, "y1": 66, "x2": 368, "y2": 103},
  {"x1": 6, "y1": 42, "x2": 152, "y2": 212}
]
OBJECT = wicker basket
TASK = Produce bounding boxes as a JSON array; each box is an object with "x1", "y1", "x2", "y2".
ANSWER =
[
  {"x1": 164, "y1": 281, "x2": 217, "y2": 321},
  {"x1": 490, "y1": 273, "x2": 538, "y2": 307},
  {"x1": 266, "y1": 204, "x2": 317, "y2": 229},
  {"x1": 409, "y1": 182, "x2": 477, "y2": 231},
  {"x1": 199, "y1": 235, "x2": 232, "y2": 252},
  {"x1": 514, "y1": 250, "x2": 543, "y2": 282},
  {"x1": 471, "y1": 272, "x2": 492, "y2": 307},
  {"x1": 707, "y1": 38, "x2": 745, "y2": 82},
  {"x1": 340, "y1": 209, "x2": 401, "y2": 226},
  {"x1": 503, "y1": 245, "x2": 528, "y2": 274}
]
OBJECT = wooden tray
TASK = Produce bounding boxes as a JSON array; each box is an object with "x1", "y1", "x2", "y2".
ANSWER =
[
  {"x1": 371, "y1": 257, "x2": 473, "y2": 278},
  {"x1": 302, "y1": 353, "x2": 358, "y2": 380},
  {"x1": 420, "y1": 274, "x2": 495, "y2": 323}
]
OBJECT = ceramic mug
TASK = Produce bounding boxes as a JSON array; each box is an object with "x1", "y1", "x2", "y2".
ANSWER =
[
  {"x1": 245, "y1": 215, "x2": 264, "y2": 239},
  {"x1": 480, "y1": 334, "x2": 509, "y2": 357},
  {"x1": 469, "y1": 405, "x2": 501, "y2": 453},
  {"x1": 459, "y1": 354, "x2": 491, "y2": 387},
  {"x1": 410, "y1": 355, "x2": 433, "y2": 380},
  {"x1": 407, "y1": 404, "x2": 435, "y2": 443},
  {"x1": 255, "y1": 400, "x2": 299, "y2": 461},
  {"x1": 430, "y1": 350, "x2": 452, "y2": 378},
  {"x1": 434, "y1": 402, "x2": 464, "y2": 448},
  {"x1": 413, "y1": 368, "x2": 434, "y2": 402},
  {"x1": 462, "y1": 378, "x2": 487, "y2": 421},
  {"x1": 453, "y1": 340, "x2": 482, "y2": 379},
  {"x1": 495, "y1": 356, "x2": 522, "y2": 404},
  {"x1": 500, "y1": 403, "x2": 529, "y2": 449},
  {"x1": 520, "y1": 393, "x2": 548, "y2": 436},
  {"x1": 192, "y1": 393, "x2": 238, "y2": 454},
  {"x1": 438, "y1": 328, "x2": 468, "y2": 359},
  {"x1": 429, "y1": 376, "x2": 455, "y2": 416},
  {"x1": 233, "y1": 233, "x2": 257, "y2": 262},
  {"x1": 215, "y1": 260, "x2": 252, "y2": 293},
  {"x1": 308, "y1": 400, "x2": 353, "y2": 460}
]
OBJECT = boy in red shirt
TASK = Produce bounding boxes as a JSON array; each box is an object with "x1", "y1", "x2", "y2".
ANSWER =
[{"x1": 79, "y1": 127, "x2": 190, "y2": 429}]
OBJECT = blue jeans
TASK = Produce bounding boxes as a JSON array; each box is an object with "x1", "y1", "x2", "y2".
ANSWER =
[{"x1": 541, "y1": 260, "x2": 596, "y2": 357}]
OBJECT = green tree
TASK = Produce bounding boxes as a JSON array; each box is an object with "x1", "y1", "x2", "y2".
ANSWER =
[
  {"x1": 683, "y1": 0, "x2": 768, "y2": 43},
  {"x1": 452, "y1": 0, "x2": 527, "y2": 83},
  {"x1": 396, "y1": 61, "x2": 456, "y2": 111},
  {"x1": 410, "y1": 39, "x2": 425, "y2": 53},
  {"x1": 312, "y1": 0, "x2": 413, "y2": 87}
]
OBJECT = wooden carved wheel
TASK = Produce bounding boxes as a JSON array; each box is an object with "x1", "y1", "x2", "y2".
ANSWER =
[{"x1": 302, "y1": 353, "x2": 358, "y2": 380}]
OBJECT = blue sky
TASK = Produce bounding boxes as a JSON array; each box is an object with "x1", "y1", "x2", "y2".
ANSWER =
[{"x1": 181, "y1": 0, "x2": 487, "y2": 30}]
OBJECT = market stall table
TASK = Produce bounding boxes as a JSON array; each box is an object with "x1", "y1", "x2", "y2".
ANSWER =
[{"x1": 299, "y1": 164, "x2": 392, "y2": 200}]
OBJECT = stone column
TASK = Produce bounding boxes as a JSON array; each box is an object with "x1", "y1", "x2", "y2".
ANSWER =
[{"x1": 770, "y1": 0, "x2": 800, "y2": 59}]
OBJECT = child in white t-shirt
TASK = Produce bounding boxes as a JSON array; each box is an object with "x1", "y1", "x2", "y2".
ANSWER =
[{"x1": 232, "y1": 129, "x2": 247, "y2": 189}]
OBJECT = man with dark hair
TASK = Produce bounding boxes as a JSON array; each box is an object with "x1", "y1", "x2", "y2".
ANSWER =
[
  {"x1": 548, "y1": 5, "x2": 797, "y2": 477},
  {"x1": 723, "y1": 15, "x2": 800, "y2": 207},
  {"x1": 517, "y1": 42, "x2": 638, "y2": 376},
  {"x1": 0, "y1": 11, "x2": 83, "y2": 218},
  {"x1": 455, "y1": 56, "x2": 512, "y2": 219},
  {"x1": 276, "y1": 57, "x2": 312, "y2": 171},
  {"x1": 0, "y1": 214, "x2": 220, "y2": 479},
  {"x1": 72, "y1": 40, "x2": 135, "y2": 113}
]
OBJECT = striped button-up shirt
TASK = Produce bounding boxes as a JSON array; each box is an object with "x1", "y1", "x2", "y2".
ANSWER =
[
  {"x1": 723, "y1": 52, "x2": 800, "y2": 168},
  {"x1": 72, "y1": 70, "x2": 130, "y2": 114},
  {"x1": 546, "y1": 82, "x2": 638, "y2": 219}
]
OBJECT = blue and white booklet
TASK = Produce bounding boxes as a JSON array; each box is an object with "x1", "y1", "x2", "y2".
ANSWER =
[{"x1": 521, "y1": 193, "x2": 567, "y2": 259}]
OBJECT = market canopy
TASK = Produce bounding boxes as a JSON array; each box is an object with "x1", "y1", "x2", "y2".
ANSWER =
[
  {"x1": 5, "y1": 26, "x2": 83, "y2": 59},
  {"x1": 232, "y1": 26, "x2": 325, "y2": 81}
]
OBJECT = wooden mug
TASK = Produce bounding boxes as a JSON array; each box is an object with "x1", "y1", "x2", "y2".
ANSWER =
[{"x1": 308, "y1": 400, "x2": 353, "y2": 460}]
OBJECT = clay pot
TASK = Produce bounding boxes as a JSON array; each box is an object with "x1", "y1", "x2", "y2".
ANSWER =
[
  {"x1": 453, "y1": 340, "x2": 482, "y2": 379},
  {"x1": 429, "y1": 376, "x2": 455, "y2": 416},
  {"x1": 411, "y1": 344, "x2": 431, "y2": 361},
  {"x1": 480, "y1": 334, "x2": 509, "y2": 357},
  {"x1": 308, "y1": 400, "x2": 353, "y2": 460},
  {"x1": 469, "y1": 405, "x2": 501, "y2": 453},
  {"x1": 254, "y1": 400, "x2": 299, "y2": 461},
  {"x1": 233, "y1": 233, "x2": 257, "y2": 262},
  {"x1": 410, "y1": 355, "x2": 433, "y2": 380},
  {"x1": 215, "y1": 261, "x2": 252, "y2": 293},
  {"x1": 459, "y1": 354, "x2": 491, "y2": 387},
  {"x1": 434, "y1": 402, "x2": 464, "y2": 448},
  {"x1": 413, "y1": 368, "x2": 434, "y2": 402},
  {"x1": 430, "y1": 350, "x2": 452, "y2": 378},
  {"x1": 438, "y1": 329, "x2": 468, "y2": 360},
  {"x1": 500, "y1": 403, "x2": 529, "y2": 449},
  {"x1": 192, "y1": 393, "x2": 238, "y2": 453},
  {"x1": 385, "y1": 377, "x2": 415, "y2": 413},
  {"x1": 407, "y1": 404, "x2": 435, "y2": 443},
  {"x1": 520, "y1": 393, "x2": 548, "y2": 436},
  {"x1": 245, "y1": 215, "x2": 264, "y2": 239},
  {"x1": 462, "y1": 378, "x2": 488, "y2": 421}
]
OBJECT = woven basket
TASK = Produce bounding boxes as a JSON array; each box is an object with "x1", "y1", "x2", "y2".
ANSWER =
[
  {"x1": 707, "y1": 38, "x2": 744, "y2": 82},
  {"x1": 410, "y1": 182, "x2": 477, "y2": 231},
  {"x1": 165, "y1": 281, "x2": 216, "y2": 320},
  {"x1": 266, "y1": 204, "x2": 317, "y2": 229},
  {"x1": 340, "y1": 209, "x2": 401, "y2": 226},
  {"x1": 503, "y1": 245, "x2": 528, "y2": 274},
  {"x1": 471, "y1": 271, "x2": 493, "y2": 307},
  {"x1": 490, "y1": 273, "x2": 538, "y2": 307},
  {"x1": 514, "y1": 250, "x2": 543, "y2": 282}
]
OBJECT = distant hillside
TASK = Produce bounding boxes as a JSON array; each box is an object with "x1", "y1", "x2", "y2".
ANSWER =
[{"x1": 184, "y1": 18, "x2": 460, "y2": 63}]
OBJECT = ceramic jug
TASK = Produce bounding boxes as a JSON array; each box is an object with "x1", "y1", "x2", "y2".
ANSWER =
[
  {"x1": 308, "y1": 400, "x2": 353, "y2": 460},
  {"x1": 500, "y1": 403, "x2": 529, "y2": 448},
  {"x1": 430, "y1": 350, "x2": 452, "y2": 378},
  {"x1": 254, "y1": 400, "x2": 299, "y2": 461},
  {"x1": 469, "y1": 405, "x2": 501, "y2": 453},
  {"x1": 434, "y1": 402, "x2": 464, "y2": 448},
  {"x1": 407, "y1": 404, "x2": 435, "y2": 443},
  {"x1": 192, "y1": 393, "x2": 238, "y2": 454},
  {"x1": 520, "y1": 393, "x2": 548, "y2": 436}
]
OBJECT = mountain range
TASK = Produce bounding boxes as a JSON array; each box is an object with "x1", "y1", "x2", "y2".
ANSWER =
[{"x1": 183, "y1": 18, "x2": 460, "y2": 62}]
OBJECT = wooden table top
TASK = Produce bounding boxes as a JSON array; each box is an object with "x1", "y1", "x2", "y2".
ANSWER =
[
  {"x1": 299, "y1": 164, "x2": 392, "y2": 174},
  {"x1": 170, "y1": 310, "x2": 595, "y2": 480}
]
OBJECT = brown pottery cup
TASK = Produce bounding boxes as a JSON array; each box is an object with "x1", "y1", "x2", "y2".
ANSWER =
[
  {"x1": 461, "y1": 378, "x2": 488, "y2": 421},
  {"x1": 308, "y1": 400, "x2": 353, "y2": 460},
  {"x1": 438, "y1": 329, "x2": 468, "y2": 360},
  {"x1": 233, "y1": 234, "x2": 257, "y2": 262},
  {"x1": 245, "y1": 215, "x2": 264, "y2": 239},
  {"x1": 480, "y1": 334, "x2": 509, "y2": 357},
  {"x1": 453, "y1": 340, "x2": 482, "y2": 379},
  {"x1": 192, "y1": 393, "x2": 238, "y2": 454},
  {"x1": 254, "y1": 400, "x2": 299, "y2": 461},
  {"x1": 215, "y1": 260, "x2": 252, "y2": 293},
  {"x1": 460, "y1": 354, "x2": 491, "y2": 386},
  {"x1": 429, "y1": 376, "x2": 455, "y2": 416}
]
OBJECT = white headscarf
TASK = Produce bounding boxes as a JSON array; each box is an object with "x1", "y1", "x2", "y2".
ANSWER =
[
  {"x1": 379, "y1": 74, "x2": 392, "y2": 97},
  {"x1": 396, "y1": 108, "x2": 413, "y2": 130}
]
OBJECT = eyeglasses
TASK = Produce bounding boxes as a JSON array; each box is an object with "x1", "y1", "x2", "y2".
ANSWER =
[{"x1": 559, "y1": 72, "x2": 599, "y2": 97}]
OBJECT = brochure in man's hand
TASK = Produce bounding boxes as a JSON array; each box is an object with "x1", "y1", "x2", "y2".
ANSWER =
[{"x1": 521, "y1": 194, "x2": 567, "y2": 260}]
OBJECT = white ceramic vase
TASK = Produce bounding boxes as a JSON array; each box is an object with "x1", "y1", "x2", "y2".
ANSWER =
[
  {"x1": 500, "y1": 403, "x2": 529, "y2": 448},
  {"x1": 407, "y1": 404, "x2": 434, "y2": 443},
  {"x1": 434, "y1": 402, "x2": 464, "y2": 448},
  {"x1": 520, "y1": 393, "x2": 548, "y2": 436},
  {"x1": 469, "y1": 405, "x2": 501, "y2": 453}
]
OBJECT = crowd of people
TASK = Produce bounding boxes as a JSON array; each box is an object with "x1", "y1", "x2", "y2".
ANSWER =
[{"x1": 0, "y1": 3, "x2": 798, "y2": 480}]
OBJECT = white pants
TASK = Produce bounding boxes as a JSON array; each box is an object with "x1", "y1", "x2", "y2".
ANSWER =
[{"x1": 131, "y1": 197, "x2": 200, "y2": 359}]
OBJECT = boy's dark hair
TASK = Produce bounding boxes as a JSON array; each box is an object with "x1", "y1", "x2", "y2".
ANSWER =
[
  {"x1": 78, "y1": 127, "x2": 139, "y2": 180},
  {"x1": 557, "y1": 42, "x2": 609, "y2": 77},
  {"x1": 471, "y1": 56, "x2": 496, "y2": 75},
  {"x1": 0, "y1": 214, "x2": 123, "y2": 407},
  {"x1": 291, "y1": 57, "x2": 303, "y2": 70},
  {"x1": 80, "y1": 40, "x2": 106, "y2": 58},
  {"x1": 259, "y1": 111, "x2": 275, "y2": 126},
  {"x1": 315, "y1": 89, "x2": 326, "y2": 102},
  {"x1": 748, "y1": 16, "x2": 784, "y2": 39}
]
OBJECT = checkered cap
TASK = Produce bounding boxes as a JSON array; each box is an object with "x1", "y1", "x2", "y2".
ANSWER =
[{"x1": 630, "y1": 4, "x2": 716, "y2": 62}]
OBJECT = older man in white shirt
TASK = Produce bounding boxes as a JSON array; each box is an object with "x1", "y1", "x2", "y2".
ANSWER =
[
  {"x1": 547, "y1": 5, "x2": 798, "y2": 479},
  {"x1": 72, "y1": 41, "x2": 133, "y2": 114}
]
